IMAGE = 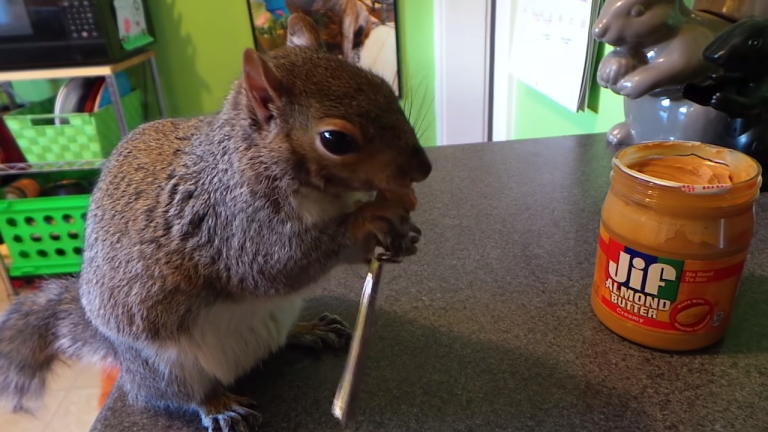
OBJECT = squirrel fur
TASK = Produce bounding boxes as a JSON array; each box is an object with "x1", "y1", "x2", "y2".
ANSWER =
[{"x1": 0, "y1": 15, "x2": 430, "y2": 432}]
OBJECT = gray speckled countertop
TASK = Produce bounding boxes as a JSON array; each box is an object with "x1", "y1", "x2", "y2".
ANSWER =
[{"x1": 90, "y1": 134, "x2": 768, "y2": 432}]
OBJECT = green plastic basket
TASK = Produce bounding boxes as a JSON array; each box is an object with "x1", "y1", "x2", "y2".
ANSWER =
[
  {"x1": 0, "y1": 195, "x2": 89, "y2": 277},
  {"x1": 4, "y1": 90, "x2": 144, "y2": 163}
]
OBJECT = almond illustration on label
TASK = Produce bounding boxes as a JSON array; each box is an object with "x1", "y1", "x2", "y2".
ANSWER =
[{"x1": 676, "y1": 305, "x2": 711, "y2": 326}]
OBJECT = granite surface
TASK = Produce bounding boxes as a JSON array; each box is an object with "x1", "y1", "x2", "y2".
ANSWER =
[{"x1": 90, "y1": 134, "x2": 768, "y2": 432}]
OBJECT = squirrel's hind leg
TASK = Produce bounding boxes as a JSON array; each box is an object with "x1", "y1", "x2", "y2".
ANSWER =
[{"x1": 115, "y1": 340, "x2": 262, "y2": 431}]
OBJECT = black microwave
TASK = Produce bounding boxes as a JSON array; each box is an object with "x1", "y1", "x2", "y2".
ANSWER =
[{"x1": 0, "y1": 0, "x2": 155, "y2": 71}]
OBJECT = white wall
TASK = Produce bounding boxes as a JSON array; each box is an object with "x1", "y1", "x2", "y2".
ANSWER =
[
  {"x1": 433, "y1": 0, "x2": 493, "y2": 145},
  {"x1": 491, "y1": 0, "x2": 514, "y2": 141}
]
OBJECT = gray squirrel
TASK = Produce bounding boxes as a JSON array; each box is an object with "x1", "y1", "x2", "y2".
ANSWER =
[
  {"x1": 286, "y1": 0, "x2": 373, "y2": 64},
  {"x1": 0, "y1": 15, "x2": 431, "y2": 432}
]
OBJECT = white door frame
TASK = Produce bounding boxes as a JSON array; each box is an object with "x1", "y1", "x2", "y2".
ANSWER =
[
  {"x1": 491, "y1": 0, "x2": 514, "y2": 141},
  {"x1": 433, "y1": 0, "x2": 494, "y2": 146}
]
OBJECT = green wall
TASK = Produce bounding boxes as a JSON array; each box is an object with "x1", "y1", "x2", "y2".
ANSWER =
[
  {"x1": 398, "y1": 0, "x2": 436, "y2": 148},
  {"x1": 508, "y1": 47, "x2": 624, "y2": 140},
  {"x1": 147, "y1": 0, "x2": 253, "y2": 118},
  {"x1": 505, "y1": 0, "x2": 624, "y2": 142},
  {"x1": 147, "y1": 0, "x2": 437, "y2": 146}
]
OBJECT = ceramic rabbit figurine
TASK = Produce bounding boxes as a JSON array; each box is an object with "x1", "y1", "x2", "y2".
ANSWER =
[{"x1": 593, "y1": 0, "x2": 732, "y2": 146}]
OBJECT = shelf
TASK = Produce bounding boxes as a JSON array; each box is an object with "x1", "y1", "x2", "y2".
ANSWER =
[
  {"x1": 0, "y1": 49, "x2": 166, "y2": 299},
  {"x1": 0, "y1": 159, "x2": 105, "y2": 176},
  {"x1": 0, "y1": 51, "x2": 155, "y2": 82}
]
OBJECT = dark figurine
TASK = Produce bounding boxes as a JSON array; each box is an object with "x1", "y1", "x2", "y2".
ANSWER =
[{"x1": 683, "y1": 16, "x2": 768, "y2": 177}]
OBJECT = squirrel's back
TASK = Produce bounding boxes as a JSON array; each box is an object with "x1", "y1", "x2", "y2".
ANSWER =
[
  {"x1": 78, "y1": 114, "x2": 226, "y2": 341},
  {"x1": 88, "y1": 115, "x2": 208, "y2": 239}
]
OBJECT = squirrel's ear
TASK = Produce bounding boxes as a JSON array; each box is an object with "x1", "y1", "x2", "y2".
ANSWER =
[
  {"x1": 242, "y1": 48, "x2": 283, "y2": 125},
  {"x1": 286, "y1": 13, "x2": 324, "y2": 51}
]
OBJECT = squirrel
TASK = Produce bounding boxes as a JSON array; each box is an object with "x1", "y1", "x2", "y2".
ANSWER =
[
  {"x1": 0, "y1": 14, "x2": 431, "y2": 432},
  {"x1": 286, "y1": 0, "x2": 372, "y2": 64},
  {"x1": 286, "y1": 11, "x2": 325, "y2": 49}
]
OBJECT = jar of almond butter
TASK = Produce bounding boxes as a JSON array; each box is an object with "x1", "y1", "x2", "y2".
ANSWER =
[{"x1": 591, "y1": 141, "x2": 762, "y2": 351}]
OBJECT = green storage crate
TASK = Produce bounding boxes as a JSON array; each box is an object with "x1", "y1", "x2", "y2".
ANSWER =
[
  {"x1": 4, "y1": 90, "x2": 144, "y2": 163},
  {"x1": 0, "y1": 195, "x2": 89, "y2": 277}
]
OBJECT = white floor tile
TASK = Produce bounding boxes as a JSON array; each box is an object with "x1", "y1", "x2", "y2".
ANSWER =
[
  {"x1": 0, "y1": 289, "x2": 103, "y2": 432},
  {"x1": 47, "y1": 361, "x2": 102, "y2": 391},
  {"x1": 69, "y1": 362, "x2": 103, "y2": 390},
  {"x1": 0, "y1": 293, "x2": 10, "y2": 314},
  {"x1": 0, "y1": 390, "x2": 67, "y2": 432},
  {"x1": 44, "y1": 388, "x2": 100, "y2": 432},
  {"x1": 0, "y1": 361, "x2": 103, "y2": 431},
  {"x1": 48, "y1": 361, "x2": 80, "y2": 391}
]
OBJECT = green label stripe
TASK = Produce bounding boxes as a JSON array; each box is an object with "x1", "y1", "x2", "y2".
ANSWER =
[{"x1": 655, "y1": 257, "x2": 684, "y2": 302}]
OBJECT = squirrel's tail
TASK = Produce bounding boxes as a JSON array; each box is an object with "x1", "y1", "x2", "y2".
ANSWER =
[{"x1": 0, "y1": 277, "x2": 113, "y2": 413}]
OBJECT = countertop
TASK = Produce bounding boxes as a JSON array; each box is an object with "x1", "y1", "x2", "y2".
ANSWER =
[{"x1": 90, "y1": 134, "x2": 768, "y2": 432}]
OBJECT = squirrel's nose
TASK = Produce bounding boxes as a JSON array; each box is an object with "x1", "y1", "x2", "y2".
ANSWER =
[{"x1": 408, "y1": 147, "x2": 432, "y2": 183}]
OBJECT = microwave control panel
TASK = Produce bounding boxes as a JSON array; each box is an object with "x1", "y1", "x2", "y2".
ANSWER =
[{"x1": 61, "y1": 0, "x2": 102, "y2": 40}]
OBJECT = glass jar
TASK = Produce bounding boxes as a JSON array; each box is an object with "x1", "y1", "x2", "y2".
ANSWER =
[{"x1": 591, "y1": 141, "x2": 762, "y2": 351}]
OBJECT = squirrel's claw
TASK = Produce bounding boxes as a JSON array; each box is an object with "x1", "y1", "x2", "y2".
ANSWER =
[{"x1": 200, "y1": 393, "x2": 261, "y2": 432}]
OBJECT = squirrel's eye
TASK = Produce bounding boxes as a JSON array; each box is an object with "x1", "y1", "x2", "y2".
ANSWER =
[
  {"x1": 749, "y1": 38, "x2": 762, "y2": 47},
  {"x1": 630, "y1": 5, "x2": 646, "y2": 17},
  {"x1": 319, "y1": 130, "x2": 360, "y2": 156}
]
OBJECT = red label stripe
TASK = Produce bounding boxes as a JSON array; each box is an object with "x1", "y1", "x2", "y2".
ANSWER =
[
  {"x1": 682, "y1": 261, "x2": 745, "y2": 284},
  {"x1": 598, "y1": 235, "x2": 608, "y2": 254}
]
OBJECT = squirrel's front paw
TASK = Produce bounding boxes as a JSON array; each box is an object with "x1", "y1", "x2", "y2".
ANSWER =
[
  {"x1": 287, "y1": 313, "x2": 351, "y2": 350},
  {"x1": 375, "y1": 218, "x2": 421, "y2": 263},
  {"x1": 199, "y1": 393, "x2": 261, "y2": 432},
  {"x1": 349, "y1": 187, "x2": 421, "y2": 262}
]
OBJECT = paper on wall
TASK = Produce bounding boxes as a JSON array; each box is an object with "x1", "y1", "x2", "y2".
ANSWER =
[{"x1": 509, "y1": 0, "x2": 601, "y2": 112}]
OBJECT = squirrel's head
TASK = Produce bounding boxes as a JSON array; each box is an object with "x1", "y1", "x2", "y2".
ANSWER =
[{"x1": 239, "y1": 13, "x2": 431, "y2": 195}]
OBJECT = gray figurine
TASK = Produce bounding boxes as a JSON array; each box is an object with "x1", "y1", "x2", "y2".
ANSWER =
[{"x1": 593, "y1": 0, "x2": 732, "y2": 146}]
